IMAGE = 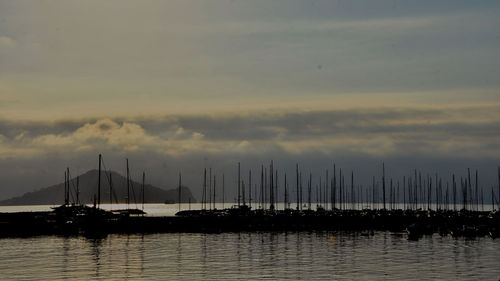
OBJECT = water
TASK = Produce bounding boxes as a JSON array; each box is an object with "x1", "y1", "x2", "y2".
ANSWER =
[
  {"x1": 0, "y1": 203, "x2": 496, "y2": 216},
  {"x1": 0, "y1": 232, "x2": 498, "y2": 280},
  {"x1": 0, "y1": 204, "x2": 498, "y2": 279}
]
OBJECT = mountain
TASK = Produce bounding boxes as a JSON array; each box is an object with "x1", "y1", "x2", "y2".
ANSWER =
[{"x1": 0, "y1": 169, "x2": 196, "y2": 206}]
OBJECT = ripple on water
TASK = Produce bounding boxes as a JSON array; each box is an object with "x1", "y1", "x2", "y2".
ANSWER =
[{"x1": 0, "y1": 232, "x2": 499, "y2": 280}]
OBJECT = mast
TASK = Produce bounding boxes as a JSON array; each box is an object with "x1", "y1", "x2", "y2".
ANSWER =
[
  {"x1": 419, "y1": 172, "x2": 422, "y2": 210},
  {"x1": 76, "y1": 175, "x2": 80, "y2": 205},
  {"x1": 67, "y1": 167, "x2": 70, "y2": 204},
  {"x1": 261, "y1": 165, "x2": 264, "y2": 209},
  {"x1": 492, "y1": 188, "x2": 495, "y2": 211},
  {"x1": 325, "y1": 169, "x2": 328, "y2": 209},
  {"x1": 429, "y1": 176, "x2": 432, "y2": 210},
  {"x1": 242, "y1": 180, "x2": 245, "y2": 206},
  {"x1": 462, "y1": 177, "x2": 467, "y2": 210},
  {"x1": 397, "y1": 181, "x2": 400, "y2": 210},
  {"x1": 382, "y1": 163, "x2": 386, "y2": 210},
  {"x1": 439, "y1": 177, "x2": 443, "y2": 211},
  {"x1": 98, "y1": 154, "x2": 101, "y2": 208},
  {"x1": 475, "y1": 170, "x2": 478, "y2": 211},
  {"x1": 435, "y1": 173, "x2": 439, "y2": 210},
  {"x1": 270, "y1": 160, "x2": 274, "y2": 210},
  {"x1": 453, "y1": 174, "x2": 456, "y2": 211},
  {"x1": 341, "y1": 172, "x2": 347, "y2": 210},
  {"x1": 284, "y1": 173, "x2": 287, "y2": 209},
  {"x1": 315, "y1": 180, "x2": 320, "y2": 207},
  {"x1": 275, "y1": 169, "x2": 278, "y2": 209},
  {"x1": 339, "y1": 168, "x2": 343, "y2": 210},
  {"x1": 414, "y1": 169, "x2": 417, "y2": 210},
  {"x1": 300, "y1": 172, "x2": 303, "y2": 210},
  {"x1": 238, "y1": 162, "x2": 241, "y2": 207},
  {"x1": 341, "y1": 173, "x2": 344, "y2": 209},
  {"x1": 403, "y1": 176, "x2": 406, "y2": 210},
  {"x1": 389, "y1": 179, "x2": 392, "y2": 210},
  {"x1": 178, "y1": 172, "x2": 181, "y2": 212},
  {"x1": 222, "y1": 173, "x2": 225, "y2": 209},
  {"x1": 64, "y1": 170, "x2": 67, "y2": 205},
  {"x1": 209, "y1": 168, "x2": 212, "y2": 209},
  {"x1": 126, "y1": 158, "x2": 130, "y2": 209},
  {"x1": 109, "y1": 173, "x2": 112, "y2": 209},
  {"x1": 307, "y1": 173, "x2": 311, "y2": 210},
  {"x1": 424, "y1": 175, "x2": 432, "y2": 210},
  {"x1": 142, "y1": 171, "x2": 145, "y2": 211},
  {"x1": 465, "y1": 168, "x2": 474, "y2": 210},
  {"x1": 296, "y1": 163, "x2": 299, "y2": 210},
  {"x1": 242, "y1": 174, "x2": 246, "y2": 206},
  {"x1": 373, "y1": 175, "x2": 375, "y2": 210},
  {"x1": 203, "y1": 168, "x2": 206, "y2": 210},
  {"x1": 351, "y1": 171, "x2": 354, "y2": 210},
  {"x1": 332, "y1": 164, "x2": 336, "y2": 210},
  {"x1": 319, "y1": 176, "x2": 322, "y2": 207},
  {"x1": 446, "y1": 182, "x2": 449, "y2": 211},
  {"x1": 249, "y1": 170, "x2": 252, "y2": 209},
  {"x1": 213, "y1": 175, "x2": 216, "y2": 210},
  {"x1": 264, "y1": 167, "x2": 267, "y2": 209}
]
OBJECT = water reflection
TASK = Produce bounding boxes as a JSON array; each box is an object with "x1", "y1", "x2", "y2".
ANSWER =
[
  {"x1": 62, "y1": 237, "x2": 70, "y2": 281},
  {"x1": 140, "y1": 234, "x2": 145, "y2": 275},
  {"x1": 176, "y1": 233, "x2": 181, "y2": 278},
  {"x1": 200, "y1": 233, "x2": 208, "y2": 279},
  {"x1": 87, "y1": 237, "x2": 103, "y2": 279},
  {"x1": 0, "y1": 232, "x2": 498, "y2": 280},
  {"x1": 125, "y1": 235, "x2": 130, "y2": 278}
]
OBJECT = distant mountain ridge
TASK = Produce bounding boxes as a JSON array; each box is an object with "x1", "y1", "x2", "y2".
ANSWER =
[{"x1": 0, "y1": 169, "x2": 196, "y2": 206}]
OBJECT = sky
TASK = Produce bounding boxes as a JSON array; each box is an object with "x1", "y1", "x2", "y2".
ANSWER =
[{"x1": 0, "y1": 0, "x2": 499, "y2": 202}]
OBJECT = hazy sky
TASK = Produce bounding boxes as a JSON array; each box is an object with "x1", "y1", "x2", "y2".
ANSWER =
[{"x1": 1, "y1": 1, "x2": 499, "y2": 201}]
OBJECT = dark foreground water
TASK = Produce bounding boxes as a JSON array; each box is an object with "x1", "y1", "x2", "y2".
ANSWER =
[{"x1": 0, "y1": 232, "x2": 498, "y2": 280}]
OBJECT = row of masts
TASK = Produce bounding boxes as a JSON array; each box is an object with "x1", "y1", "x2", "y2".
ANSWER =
[
  {"x1": 63, "y1": 154, "x2": 146, "y2": 211},
  {"x1": 62, "y1": 156, "x2": 500, "y2": 212},
  {"x1": 199, "y1": 162, "x2": 500, "y2": 212},
  {"x1": 64, "y1": 167, "x2": 79, "y2": 205}
]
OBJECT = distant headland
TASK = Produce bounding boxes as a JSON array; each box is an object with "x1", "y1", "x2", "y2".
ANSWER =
[{"x1": 0, "y1": 169, "x2": 196, "y2": 206}]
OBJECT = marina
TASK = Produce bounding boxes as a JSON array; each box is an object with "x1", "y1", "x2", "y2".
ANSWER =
[
  {"x1": 1, "y1": 155, "x2": 499, "y2": 240},
  {"x1": 0, "y1": 203, "x2": 499, "y2": 240}
]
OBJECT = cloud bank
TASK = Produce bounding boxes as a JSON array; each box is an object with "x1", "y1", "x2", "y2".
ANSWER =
[
  {"x1": 1, "y1": 105, "x2": 499, "y2": 159},
  {"x1": 0, "y1": 105, "x2": 499, "y2": 200}
]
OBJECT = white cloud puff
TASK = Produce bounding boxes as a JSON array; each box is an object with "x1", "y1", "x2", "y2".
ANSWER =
[{"x1": 32, "y1": 119, "x2": 161, "y2": 152}]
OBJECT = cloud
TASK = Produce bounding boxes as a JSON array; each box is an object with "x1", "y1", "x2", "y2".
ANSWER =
[
  {"x1": 1, "y1": 105, "x2": 499, "y2": 160},
  {"x1": 1, "y1": 1, "x2": 500, "y2": 121},
  {"x1": 30, "y1": 119, "x2": 165, "y2": 153}
]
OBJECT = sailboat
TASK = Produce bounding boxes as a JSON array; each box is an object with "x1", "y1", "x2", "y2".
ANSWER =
[
  {"x1": 111, "y1": 158, "x2": 146, "y2": 216},
  {"x1": 51, "y1": 154, "x2": 109, "y2": 226}
]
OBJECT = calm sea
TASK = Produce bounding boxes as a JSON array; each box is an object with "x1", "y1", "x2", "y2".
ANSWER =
[{"x1": 0, "y1": 204, "x2": 498, "y2": 280}]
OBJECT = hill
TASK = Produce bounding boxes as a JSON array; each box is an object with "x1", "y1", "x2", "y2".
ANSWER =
[{"x1": 0, "y1": 169, "x2": 196, "y2": 206}]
